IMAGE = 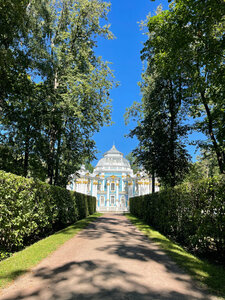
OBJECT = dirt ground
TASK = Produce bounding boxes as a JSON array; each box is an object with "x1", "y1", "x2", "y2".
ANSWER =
[{"x1": 0, "y1": 214, "x2": 219, "y2": 300}]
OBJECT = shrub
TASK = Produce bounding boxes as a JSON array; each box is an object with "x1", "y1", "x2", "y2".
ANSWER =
[
  {"x1": 0, "y1": 171, "x2": 96, "y2": 254},
  {"x1": 130, "y1": 175, "x2": 225, "y2": 263}
]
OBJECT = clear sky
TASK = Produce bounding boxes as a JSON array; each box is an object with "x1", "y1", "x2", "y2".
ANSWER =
[{"x1": 92, "y1": 0, "x2": 203, "y2": 165}]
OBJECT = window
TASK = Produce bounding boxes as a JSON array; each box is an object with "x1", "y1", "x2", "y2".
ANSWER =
[
  {"x1": 110, "y1": 195, "x2": 115, "y2": 205},
  {"x1": 120, "y1": 196, "x2": 126, "y2": 208},
  {"x1": 111, "y1": 182, "x2": 115, "y2": 191},
  {"x1": 124, "y1": 181, "x2": 128, "y2": 192},
  {"x1": 100, "y1": 196, "x2": 105, "y2": 206},
  {"x1": 98, "y1": 181, "x2": 102, "y2": 191}
]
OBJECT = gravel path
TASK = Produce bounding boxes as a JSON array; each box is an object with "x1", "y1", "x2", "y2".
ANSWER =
[{"x1": 0, "y1": 214, "x2": 218, "y2": 300}]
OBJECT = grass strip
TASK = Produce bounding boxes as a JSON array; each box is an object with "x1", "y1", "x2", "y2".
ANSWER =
[
  {"x1": 126, "y1": 214, "x2": 225, "y2": 299},
  {"x1": 0, "y1": 213, "x2": 102, "y2": 290}
]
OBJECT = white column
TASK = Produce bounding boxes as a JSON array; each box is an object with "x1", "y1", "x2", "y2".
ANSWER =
[
  {"x1": 83, "y1": 182, "x2": 86, "y2": 194},
  {"x1": 84, "y1": 179, "x2": 87, "y2": 194},
  {"x1": 107, "y1": 181, "x2": 110, "y2": 207},
  {"x1": 130, "y1": 181, "x2": 133, "y2": 197},
  {"x1": 92, "y1": 181, "x2": 98, "y2": 198},
  {"x1": 128, "y1": 182, "x2": 133, "y2": 198},
  {"x1": 116, "y1": 181, "x2": 119, "y2": 209},
  {"x1": 116, "y1": 181, "x2": 119, "y2": 200}
]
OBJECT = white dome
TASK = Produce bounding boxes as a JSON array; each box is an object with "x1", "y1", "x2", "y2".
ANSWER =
[{"x1": 94, "y1": 145, "x2": 133, "y2": 174}]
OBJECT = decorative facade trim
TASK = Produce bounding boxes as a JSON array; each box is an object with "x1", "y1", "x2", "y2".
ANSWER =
[{"x1": 67, "y1": 145, "x2": 159, "y2": 212}]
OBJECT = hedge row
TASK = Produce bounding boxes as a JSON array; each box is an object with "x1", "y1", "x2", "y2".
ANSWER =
[
  {"x1": 0, "y1": 170, "x2": 96, "y2": 253},
  {"x1": 130, "y1": 175, "x2": 225, "y2": 262}
]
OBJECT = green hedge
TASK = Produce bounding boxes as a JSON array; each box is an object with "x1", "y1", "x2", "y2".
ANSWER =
[
  {"x1": 0, "y1": 170, "x2": 96, "y2": 253},
  {"x1": 130, "y1": 175, "x2": 225, "y2": 262}
]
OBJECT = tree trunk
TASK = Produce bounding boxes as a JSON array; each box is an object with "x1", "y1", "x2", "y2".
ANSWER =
[
  {"x1": 54, "y1": 132, "x2": 61, "y2": 186},
  {"x1": 47, "y1": 61, "x2": 59, "y2": 184},
  {"x1": 47, "y1": 159, "x2": 54, "y2": 185},
  {"x1": 23, "y1": 125, "x2": 30, "y2": 177},
  {"x1": 169, "y1": 80, "x2": 176, "y2": 187},
  {"x1": 47, "y1": 128, "x2": 56, "y2": 185},
  {"x1": 201, "y1": 91, "x2": 225, "y2": 174},
  {"x1": 152, "y1": 171, "x2": 155, "y2": 193}
]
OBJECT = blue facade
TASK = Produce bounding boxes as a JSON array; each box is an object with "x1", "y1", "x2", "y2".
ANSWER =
[
  {"x1": 94, "y1": 173, "x2": 129, "y2": 210},
  {"x1": 69, "y1": 145, "x2": 154, "y2": 212}
]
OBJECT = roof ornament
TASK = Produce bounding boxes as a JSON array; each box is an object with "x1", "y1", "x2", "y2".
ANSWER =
[{"x1": 95, "y1": 145, "x2": 133, "y2": 172}]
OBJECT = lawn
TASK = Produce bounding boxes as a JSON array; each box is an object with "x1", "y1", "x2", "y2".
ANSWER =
[
  {"x1": 0, "y1": 213, "x2": 101, "y2": 290},
  {"x1": 127, "y1": 214, "x2": 225, "y2": 299}
]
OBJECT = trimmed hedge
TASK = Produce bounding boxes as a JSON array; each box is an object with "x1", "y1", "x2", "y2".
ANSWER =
[
  {"x1": 130, "y1": 175, "x2": 225, "y2": 262},
  {"x1": 0, "y1": 170, "x2": 96, "y2": 254}
]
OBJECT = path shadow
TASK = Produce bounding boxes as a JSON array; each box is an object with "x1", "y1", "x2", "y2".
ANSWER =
[
  {"x1": 80, "y1": 217, "x2": 186, "y2": 274},
  {"x1": 79, "y1": 216, "x2": 147, "y2": 241},
  {"x1": 1, "y1": 260, "x2": 212, "y2": 300},
  {"x1": 0, "y1": 215, "x2": 215, "y2": 300}
]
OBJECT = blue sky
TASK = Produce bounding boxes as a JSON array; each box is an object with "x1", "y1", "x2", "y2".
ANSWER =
[{"x1": 92, "y1": 0, "x2": 203, "y2": 165}]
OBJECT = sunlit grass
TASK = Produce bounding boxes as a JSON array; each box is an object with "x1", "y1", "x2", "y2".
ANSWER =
[
  {"x1": 127, "y1": 214, "x2": 225, "y2": 299},
  {"x1": 0, "y1": 213, "x2": 102, "y2": 290}
]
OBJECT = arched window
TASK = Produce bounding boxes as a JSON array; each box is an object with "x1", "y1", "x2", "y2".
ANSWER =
[
  {"x1": 111, "y1": 182, "x2": 115, "y2": 191},
  {"x1": 100, "y1": 196, "x2": 105, "y2": 206},
  {"x1": 110, "y1": 195, "x2": 115, "y2": 205}
]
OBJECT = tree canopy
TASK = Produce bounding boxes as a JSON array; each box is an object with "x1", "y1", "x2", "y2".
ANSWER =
[
  {"x1": 126, "y1": 0, "x2": 225, "y2": 187},
  {"x1": 0, "y1": 0, "x2": 115, "y2": 186}
]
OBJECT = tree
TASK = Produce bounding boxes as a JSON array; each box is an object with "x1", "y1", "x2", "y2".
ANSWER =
[
  {"x1": 185, "y1": 149, "x2": 220, "y2": 181},
  {"x1": 85, "y1": 162, "x2": 94, "y2": 173},
  {"x1": 142, "y1": 0, "x2": 225, "y2": 173},
  {"x1": 127, "y1": 0, "x2": 224, "y2": 190},
  {"x1": 0, "y1": 145, "x2": 23, "y2": 175},
  {"x1": 0, "y1": 0, "x2": 29, "y2": 101},
  {"x1": 125, "y1": 152, "x2": 140, "y2": 174},
  {"x1": 0, "y1": 0, "x2": 115, "y2": 186},
  {"x1": 128, "y1": 72, "x2": 190, "y2": 188},
  {"x1": 0, "y1": 0, "x2": 41, "y2": 178}
]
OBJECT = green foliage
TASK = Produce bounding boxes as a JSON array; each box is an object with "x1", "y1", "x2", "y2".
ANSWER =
[
  {"x1": 126, "y1": 7, "x2": 192, "y2": 187},
  {"x1": 144, "y1": 0, "x2": 225, "y2": 173},
  {"x1": 87, "y1": 193, "x2": 96, "y2": 215},
  {"x1": 0, "y1": 0, "x2": 116, "y2": 186},
  {"x1": 126, "y1": 0, "x2": 225, "y2": 182},
  {"x1": 128, "y1": 74, "x2": 191, "y2": 187},
  {"x1": 0, "y1": 170, "x2": 96, "y2": 256},
  {"x1": 125, "y1": 152, "x2": 140, "y2": 174},
  {"x1": 85, "y1": 162, "x2": 94, "y2": 173},
  {"x1": 185, "y1": 150, "x2": 220, "y2": 182},
  {"x1": 0, "y1": 213, "x2": 101, "y2": 289},
  {"x1": 0, "y1": 0, "x2": 29, "y2": 100},
  {"x1": 127, "y1": 214, "x2": 225, "y2": 297},
  {"x1": 130, "y1": 175, "x2": 225, "y2": 263},
  {"x1": 0, "y1": 145, "x2": 24, "y2": 176}
]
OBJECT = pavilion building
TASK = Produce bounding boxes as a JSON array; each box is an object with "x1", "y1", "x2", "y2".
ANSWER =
[{"x1": 67, "y1": 145, "x2": 159, "y2": 212}]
